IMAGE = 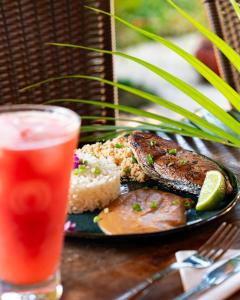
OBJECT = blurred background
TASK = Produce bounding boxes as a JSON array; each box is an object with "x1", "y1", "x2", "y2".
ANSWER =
[
  {"x1": 114, "y1": 0, "x2": 230, "y2": 121},
  {"x1": 115, "y1": 0, "x2": 206, "y2": 49}
]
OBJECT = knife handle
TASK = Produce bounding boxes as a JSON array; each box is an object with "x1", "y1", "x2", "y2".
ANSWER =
[
  {"x1": 115, "y1": 264, "x2": 178, "y2": 300},
  {"x1": 174, "y1": 281, "x2": 210, "y2": 300}
]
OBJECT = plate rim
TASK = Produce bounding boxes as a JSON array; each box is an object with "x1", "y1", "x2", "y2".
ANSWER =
[{"x1": 66, "y1": 161, "x2": 240, "y2": 240}]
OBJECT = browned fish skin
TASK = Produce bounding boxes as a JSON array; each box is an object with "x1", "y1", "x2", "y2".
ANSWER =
[{"x1": 128, "y1": 131, "x2": 232, "y2": 196}]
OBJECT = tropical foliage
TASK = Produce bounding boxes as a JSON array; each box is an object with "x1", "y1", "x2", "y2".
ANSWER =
[
  {"x1": 115, "y1": 0, "x2": 206, "y2": 48},
  {"x1": 21, "y1": 0, "x2": 240, "y2": 147}
]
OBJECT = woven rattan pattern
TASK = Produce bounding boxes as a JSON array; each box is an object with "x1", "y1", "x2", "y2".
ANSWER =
[
  {"x1": 203, "y1": 0, "x2": 240, "y2": 93},
  {"x1": 216, "y1": 0, "x2": 240, "y2": 93},
  {"x1": 0, "y1": 0, "x2": 116, "y2": 123}
]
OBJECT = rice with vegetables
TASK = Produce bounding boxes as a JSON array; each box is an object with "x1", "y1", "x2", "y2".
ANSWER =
[
  {"x1": 69, "y1": 152, "x2": 120, "y2": 213},
  {"x1": 81, "y1": 136, "x2": 147, "y2": 182}
]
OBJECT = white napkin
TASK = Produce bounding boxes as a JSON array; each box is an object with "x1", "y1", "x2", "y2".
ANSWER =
[{"x1": 175, "y1": 250, "x2": 240, "y2": 300}]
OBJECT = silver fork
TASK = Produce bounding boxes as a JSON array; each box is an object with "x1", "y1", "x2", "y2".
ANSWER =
[{"x1": 116, "y1": 222, "x2": 239, "y2": 300}]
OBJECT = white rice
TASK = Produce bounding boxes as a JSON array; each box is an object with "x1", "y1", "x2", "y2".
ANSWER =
[
  {"x1": 81, "y1": 136, "x2": 147, "y2": 182},
  {"x1": 68, "y1": 151, "x2": 120, "y2": 213}
]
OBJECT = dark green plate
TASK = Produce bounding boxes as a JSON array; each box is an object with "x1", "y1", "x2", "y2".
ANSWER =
[{"x1": 66, "y1": 164, "x2": 240, "y2": 239}]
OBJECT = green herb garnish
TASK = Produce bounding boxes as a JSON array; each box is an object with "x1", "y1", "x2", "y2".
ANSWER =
[
  {"x1": 79, "y1": 165, "x2": 87, "y2": 172},
  {"x1": 150, "y1": 201, "x2": 158, "y2": 209},
  {"x1": 150, "y1": 140, "x2": 157, "y2": 147},
  {"x1": 179, "y1": 159, "x2": 187, "y2": 166},
  {"x1": 146, "y1": 154, "x2": 154, "y2": 165},
  {"x1": 73, "y1": 169, "x2": 80, "y2": 176},
  {"x1": 73, "y1": 165, "x2": 86, "y2": 175},
  {"x1": 168, "y1": 148, "x2": 177, "y2": 155},
  {"x1": 132, "y1": 156, "x2": 138, "y2": 163},
  {"x1": 172, "y1": 199, "x2": 180, "y2": 206},
  {"x1": 132, "y1": 203, "x2": 142, "y2": 212},
  {"x1": 115, "y1": 143, "x2": 123, "y2": 149},
  {"x1": 94, "y1": 166, "x2": 101, "y2": 175},
  {"x1": 93, "y1": 215, "x2": 100, "y2": 223},
  {"x1": 124, "y1": 167, "x2": 131, "y2": 175},
  {"x1": 184, "y1": 200, "x2": 191, "y2": 209},
  {"x1": 184, "y1": 199, "x2": 193, "y2": 209},
  {"x1": 83, "y1": 160, "x2": 88, "y2": 165}
]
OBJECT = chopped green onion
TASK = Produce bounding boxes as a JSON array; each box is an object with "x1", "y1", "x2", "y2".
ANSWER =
[
  {"x1": 132, "y1": 203, "x2": 142, "y2": 212},
  {"x1": 73, "y1": 169, "x2": 80, "y2": 176},
  {"x1": 146, "y1": 154, "x2": 154, "y2": 165},
  {"x1": 79, "y1": 165, "x2": 86, "y2": 172},
  {"x1": 115, "y1": 143, "x2": 124, "y2": 149},
  {"x1": 124, "y1": 167, "x2": 131, "y2": 175},
  {"x1": 150, "y1": 140, "x2": 157, "y2": 147},
  {"x1": 83, "y1": 160, "x2": 88, "y2": 165},
  {"x1": 150, "y1": 201, "x2": 158, "y2": 209},
  {"x1": 94, "y1": 166, "x2": 101, "y2": 175},
  {"x1": 132, "y1": 156, "x2": 138, "y2": 163},
  {"x1": 184, "y1": 199, "x2": 193, "y2": 209},
  {"x1": 73, "y1": 165, "x2": 86, "y2": 175},
  {"x1": 179, "y1": 159, "x2": 187, "y2": 166},
  {"x1": 172, "y1": 199, "x2": 180, "y2": 206},
  {"x1": 93, "y1": 215, "x2": 100, "y2": 223},
  {"x1": 168, "y1": 148, "x2": 177, "y2": 155}
]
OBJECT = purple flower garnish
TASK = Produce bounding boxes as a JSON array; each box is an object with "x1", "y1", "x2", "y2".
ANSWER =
[
  {"x1": 64, "y1": 221, "x2": 76, "y2": 232},
  {"x1": 73, "y1": 154, "x2": 80, "y2": 169}
]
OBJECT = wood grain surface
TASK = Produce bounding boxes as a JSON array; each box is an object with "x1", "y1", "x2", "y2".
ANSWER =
[{"x1": 61, "y1": 136, "x2": 240, "y2": 300}]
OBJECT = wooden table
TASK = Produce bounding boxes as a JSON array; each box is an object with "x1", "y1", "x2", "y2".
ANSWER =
[{"x1": 61, "y1": 137, "x2": 240, "y2": 300}]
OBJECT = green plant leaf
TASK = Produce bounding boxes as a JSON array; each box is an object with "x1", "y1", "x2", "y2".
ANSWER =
[
  {"x1": 80, "y1": 124, "x2": 185, "y2": 134},
  {"x1": 81, "y1": 115, "x2": 199, "y2": 129},
  {"x1": 230, "y1": 0, "x2": 240, "y2": 19},
  {"x1": 47, "y1": 43, "x2": 240, "y2": 136},
  {"x1": 81, "y1": 116, "x2": 174, "y2": 128},
  {"x1": 167, "y1": 0, "x2": 240, "y2": 72},
  {"x1": 19, "y1": 6, "x2": 240, "y2": 147},
  {"x1": 81, "y1": 125, "x2": 170, "y2": 133},
  {"x1": 81, "y1": 128, "x2": 240, "y2": 148},
  {"x1": 20, "y1": 74, "x2": 240, "y2": 145},
  {"x1": 83, "y1": 7, "x2": 240, "y2": 111},
  {"x1": 80, "y1": 125, "x2": 192, "y2": 136},
  {"x1": 81, "y1": 125, "x2": 207, "y2": 137},
  {"x1": 43, "y1": 97, "x2": 200, "y2": 134},
  {"x1": 43, "y1": 98, "x2": 240, "y2": 145},
  {"x1": 80, "y1": 115, "x2": 240, "y2": 146},
  {"x1": 85, "y1": 74, "x2": 240, "y2": 139},
  {"x1": 20, "y1": 81, "x2": 197, "y2": 133}
]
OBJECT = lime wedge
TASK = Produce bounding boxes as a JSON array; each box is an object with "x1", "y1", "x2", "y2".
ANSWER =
[{"x1": 196, "y1": 170, "x2": 226, "y2": 211}]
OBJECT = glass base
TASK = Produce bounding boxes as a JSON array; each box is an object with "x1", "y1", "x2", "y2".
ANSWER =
[{"x1": 0, "y1": 271, "x2": 63, "y2": 300}]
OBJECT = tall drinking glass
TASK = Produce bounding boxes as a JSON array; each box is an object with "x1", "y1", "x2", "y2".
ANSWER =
[{"x1": 0, "y1": 104, "x2": 80, "y2": 299}]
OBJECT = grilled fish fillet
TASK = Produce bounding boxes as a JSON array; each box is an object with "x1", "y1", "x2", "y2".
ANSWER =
[{"x1": 128, "y1": 131, "x2": 232, "y2": 196}]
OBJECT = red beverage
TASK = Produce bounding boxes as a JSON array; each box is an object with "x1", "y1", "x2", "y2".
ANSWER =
[{"x1": 0, "y1": 105, "x2": 80, "y2": 285}]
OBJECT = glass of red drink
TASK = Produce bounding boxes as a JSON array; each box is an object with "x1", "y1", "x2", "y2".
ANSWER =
[{"x1": 0, "y1": 104, "x2": 80, "y2": 299}]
